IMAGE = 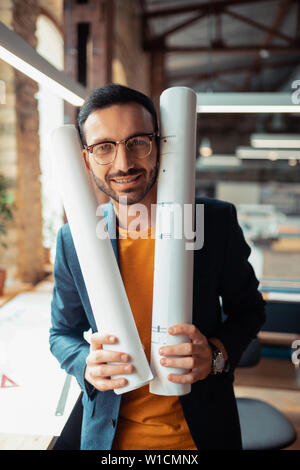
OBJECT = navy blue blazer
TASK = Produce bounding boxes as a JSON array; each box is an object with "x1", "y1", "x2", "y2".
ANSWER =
[{"x1": 49, "y1": 196, "x2": 266, "y2": 450}]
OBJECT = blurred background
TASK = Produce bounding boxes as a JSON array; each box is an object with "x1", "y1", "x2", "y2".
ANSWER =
[{"x1": 0, "y1": 0, "x2": 299, "y2": 451}]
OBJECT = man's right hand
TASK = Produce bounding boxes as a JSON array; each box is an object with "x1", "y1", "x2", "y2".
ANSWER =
[{"x1": 84, "y1": 333, "x2": 133, "y2": 392}]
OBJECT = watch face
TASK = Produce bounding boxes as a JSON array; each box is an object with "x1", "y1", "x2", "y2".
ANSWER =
[{"x1": 215, "y1": 353, "x2": 225, "y2": 370}]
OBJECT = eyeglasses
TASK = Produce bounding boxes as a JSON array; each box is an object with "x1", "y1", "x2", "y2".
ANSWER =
[{"x1": 84, "y1": 132, "x2": 158, "y2": 165}]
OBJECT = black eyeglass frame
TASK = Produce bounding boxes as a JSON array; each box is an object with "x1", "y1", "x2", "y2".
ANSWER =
[{"x1": 84, "y1": 132, "x2": 159, "y2": 165}]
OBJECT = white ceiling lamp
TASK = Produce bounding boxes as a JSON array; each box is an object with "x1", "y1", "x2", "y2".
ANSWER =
[
  {"x1": 0, "y1": 21, "x2": 86, "y2": 106},
  {"x1": 236, "y1": 146, "x2": 300, "y2": 160},
  {"x1": 196, "y1": 93, "x2": 300, "y2": 113},
  {"x1": 289, "y1": 158, "x2": 298, "y2": 167},
  {"x1": 251, "y1": 133, "x2": 300, "y2": 148},
  {"x1": 268, "y1": 151, "x2": 278, "y2": 161},
  {"x1": 199, "y1": 137, "x2": 212, "y2": 157},
  {"x1": 196, "y1": 155, "x2": 241, "y2": 168}
]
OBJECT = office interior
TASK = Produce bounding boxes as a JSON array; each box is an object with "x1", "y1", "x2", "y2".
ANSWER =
[{"x1": 0, "y1": 0, "x2": 299, "y2": 451}]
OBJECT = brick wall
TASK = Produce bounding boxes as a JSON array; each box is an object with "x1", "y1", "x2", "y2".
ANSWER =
[{"x1": 0, "y1": 0, "x2": 45, "y2": 284}]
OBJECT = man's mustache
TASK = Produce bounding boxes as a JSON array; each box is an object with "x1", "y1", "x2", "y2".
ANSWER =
[{"x1": 107, "y1": 168, "x2": 145, "y2": 181}]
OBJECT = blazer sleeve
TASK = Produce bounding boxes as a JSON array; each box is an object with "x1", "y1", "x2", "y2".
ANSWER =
[
  {"x1": 49, "y1": 226, "x2": 92, "y2": 393},
  {"x1": 214, "y1": 203, "x2": 266, "y2": 371}
]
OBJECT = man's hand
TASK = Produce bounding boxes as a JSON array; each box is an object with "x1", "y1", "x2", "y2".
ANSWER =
[
  {"x1": 85, "y1": 333, "x2": 133, "y2": 392},
  {"x1": 159, "y1": 323, "x2": 213, "y2": 384}
]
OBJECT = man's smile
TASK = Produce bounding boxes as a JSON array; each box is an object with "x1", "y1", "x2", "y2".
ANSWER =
[{"x1": 109, "y1": 172, "x2": 143, "y2": 189}]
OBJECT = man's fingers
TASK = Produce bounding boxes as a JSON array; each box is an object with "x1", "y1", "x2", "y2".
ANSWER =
[
  {"x1": 167, "y1": 372, "x2": 198, "y2": 385},
  {"x1": 90, "y1": 333, "x2": 117, "y2": 351},
  {"x1": 87, "y1": 349, "x2": 130, "y2": 365},
  {"x1": 90, "y1": 363, "x2": 134, "y2": 379},
  {"x1": 167, "y1": 368, "x2": 209, "y2": 384},
  {"x1": 168, "y1": 323, "x2": 205, "y2": 342},
  {"x1": 159, "y1": 341, "x2": 206, "y2": 357},
  {"x1": 86, "y1": 333, "x2": 133, "y2": 392},
  {"x1": 160, "y1": 355, "x2": 203, "y2": 370},
  {"x1": 96, "y1": 377, "x2": 129, "y2": 392}
]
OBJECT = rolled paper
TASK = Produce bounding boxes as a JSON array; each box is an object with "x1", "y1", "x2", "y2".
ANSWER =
[
  {"x1": 150, "y1": 87, "x2": 197, "y2": 396},
  {"x1": 49, "y1": 125, "x2": 153, "y2": 394}
]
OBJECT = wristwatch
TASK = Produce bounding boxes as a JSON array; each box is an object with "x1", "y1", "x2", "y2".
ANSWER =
[{"x1": 208, "y1": 341, "x2": 229, "y2": 375}]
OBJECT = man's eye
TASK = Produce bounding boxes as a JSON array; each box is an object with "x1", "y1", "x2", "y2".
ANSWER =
[
  {"x1": 94, "y1": 143, "x2": 114, "y2": 154},
  {"x1": 130, "y1": 137, "x2": 148, "y2": 146}
]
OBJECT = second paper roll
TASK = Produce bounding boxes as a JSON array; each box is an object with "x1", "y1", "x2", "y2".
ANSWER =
[{"x1": 150, "y1": 87, "x2": 197, "y2": 396}]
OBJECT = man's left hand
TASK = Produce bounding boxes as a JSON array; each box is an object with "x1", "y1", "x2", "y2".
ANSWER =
[{"x1": 159, "y1": 323, "x2": 213, "y2": 384}]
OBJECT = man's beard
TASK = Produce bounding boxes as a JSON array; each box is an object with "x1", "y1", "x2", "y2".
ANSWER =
[{"x1": 90, "y1": 161, "x2": 159, "y2": 205}]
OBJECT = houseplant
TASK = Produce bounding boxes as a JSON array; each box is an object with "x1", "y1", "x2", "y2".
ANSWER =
[{"x1": 0, "y1": 175, "x2": 14, "y2": 295}]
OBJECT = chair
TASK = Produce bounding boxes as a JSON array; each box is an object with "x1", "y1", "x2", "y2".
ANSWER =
[{"x1": 236, "y1": 337, "x2": 297, "y2": 450}]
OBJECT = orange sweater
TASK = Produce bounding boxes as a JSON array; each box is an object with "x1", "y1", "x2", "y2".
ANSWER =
[{"x1": 112, "y1": 226, "x2": 197, "y2": 450}]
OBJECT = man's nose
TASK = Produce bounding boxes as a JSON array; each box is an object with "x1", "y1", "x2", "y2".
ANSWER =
[{"x1": 112, "y1": 143, "x2": 135, "y2": 172}]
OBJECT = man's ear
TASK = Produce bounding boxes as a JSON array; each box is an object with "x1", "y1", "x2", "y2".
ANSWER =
[{"x1": 82, "y1": 149, "x2": 91, "y2": 170}]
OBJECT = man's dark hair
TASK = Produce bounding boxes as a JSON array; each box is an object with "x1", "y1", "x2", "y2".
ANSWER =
[{"x1": 77, "y1": 83, "x2": 158, "y2": 146}]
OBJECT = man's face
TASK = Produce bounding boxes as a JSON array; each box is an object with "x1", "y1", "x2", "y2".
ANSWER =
[{"x1": 82, "y1": 103, "x2": 159, "y2": 205}]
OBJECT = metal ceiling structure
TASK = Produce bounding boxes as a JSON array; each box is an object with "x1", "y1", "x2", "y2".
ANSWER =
[{"x1": 139, "y1": 0, "x2": 300, "y2": 92}]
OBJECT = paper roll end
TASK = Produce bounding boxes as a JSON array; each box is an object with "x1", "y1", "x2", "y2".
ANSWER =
[
  {"x1": 149, "y1": 382, "x2": 191, "y2": 396},
  {"x1": 114, "y1": 377, "x2": 154, "y2": 395},
  {"x1": 160, "y1": 86, "x2": 197, "y2": 102}
]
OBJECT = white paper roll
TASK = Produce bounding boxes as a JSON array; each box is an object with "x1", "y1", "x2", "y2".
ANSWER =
[
  {"x1": 150, "y1": 87, "x2": 197, "y2": 396},
  {"x1": 49, "y1": 125, "x2": 153, "y2": 394}
]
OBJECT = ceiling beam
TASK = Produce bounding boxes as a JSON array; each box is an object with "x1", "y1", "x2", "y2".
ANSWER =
[
  {"x1": 223, "y1": 8, "x2": 295, "y2": 44},
  {"x1": 162, "y1": 44, "x2": 300, "y2": 53},
  {"x1": 167, "y1": 58, "x2": 300, "y2": 82},
  {"x1": 144, "y1": 0, "x2": 290, "y2": 18},
  {"x1": 146, "y1": 11, "x2": 207, "y2": 44}
]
